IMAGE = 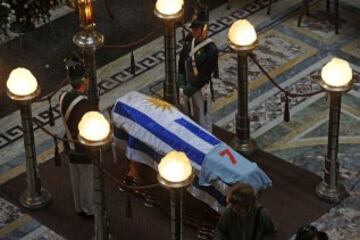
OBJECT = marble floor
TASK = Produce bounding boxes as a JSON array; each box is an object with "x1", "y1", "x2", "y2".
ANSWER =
[{"x1": 0, "y1": 0, "x2": 359, "y2": 239}]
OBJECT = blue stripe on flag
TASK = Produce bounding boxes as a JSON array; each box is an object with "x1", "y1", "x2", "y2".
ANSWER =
[
  {"x1": 114, "y1": 102, "x2": 206, "y2": 165},
  {"x1": 174, "y1": 118, "x2": 220, "y2": 146}
]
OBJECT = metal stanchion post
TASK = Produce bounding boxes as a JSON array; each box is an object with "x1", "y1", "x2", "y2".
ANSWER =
[
  {"x1": 315, "y1": 58, "x2": 353, "y2": 202},
  {"x1": 6, "y1": 68, "x2": 52, "y2": 210},
  {"x1": 154, "y1": 0, "x2": 183, "y2": 106},
  {"x1": 78, "y1": 111, "x2": 112, "y2": 240},
  {"x1": 92, "y1": 147, "x2": 109, "y2": 240},
  {"x1": 227, "y1": 20, "x2": 258, "y2": 155},
  {"x1": 170, "y1": 188, "x2": 183, "y2": 240},
  {"x1": 157, "y1": 151, "x2": 194, "y2": 240},
  {"x1": 163, "y1": 19, "x2": 178, "y2": 105}
]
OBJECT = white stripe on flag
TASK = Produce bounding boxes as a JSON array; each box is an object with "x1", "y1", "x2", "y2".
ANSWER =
[
  {"x1": 113, "y1": 108, "x2": 216, "y2": 154},
  {"x1": 113, "y1": 113, "x2": 204, "y2": 170}
]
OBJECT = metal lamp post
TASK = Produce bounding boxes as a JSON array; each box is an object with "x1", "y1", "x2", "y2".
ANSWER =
[
  {"x1": 227, "y1": 19, "x2": 258, "y2": 155},
  {"x1": 6, "y1": 68, "x2": 52, "y2": 210},
  {"x1": 78, "y1": 111, "x2": 112, "y2": 240},
  {"x1": 157, "y1": 151, "x2": 194, "y2": 240},
  {"x1": 73, "y1": 0, "x2": 104, "y2": 109},
  {"x1": 315, "y1": 58, "x2": 353, "y2": 202},
  {"x1": 154, "y1": 0, "x2": 184, "y2": 106}
]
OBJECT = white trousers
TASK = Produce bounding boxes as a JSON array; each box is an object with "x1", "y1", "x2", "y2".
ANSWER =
[
  {"x1": 180, "y1": 90, "x2": 213, "y2": 132},
  {"x1": 67, "y1": 160, "x2": 94, "y2": 215}
]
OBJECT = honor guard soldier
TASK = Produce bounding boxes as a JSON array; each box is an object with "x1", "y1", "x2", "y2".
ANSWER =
[
  {"x1": 59, "y1": 55, "x2": 94, "y2": 218},
  {"x1": 177, "y1": 6, "x2": 219, "y2": 131}
]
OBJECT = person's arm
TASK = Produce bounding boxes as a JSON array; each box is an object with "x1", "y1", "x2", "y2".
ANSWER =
[
  {"x1": 258, "y1": 208, "x2": 276, "y2": 240},
  {"x1": 183, "y1": 44, "x2": 219, "y2": 97},
  {"x1": 177, "y1": 35, "x2": 192, "y2": 88},
  {"x1": 193, "y1": 43, "x2": 219, "y2": 89},
  {"x1": 177, "y1": 49, "x2": 186, "y2": 87}
]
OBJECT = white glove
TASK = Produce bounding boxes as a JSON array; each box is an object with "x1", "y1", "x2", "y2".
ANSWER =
[
  {"x1": 179, "y1": 88, "x2": 185, "y2": 106},
  {"x1": 201, "y1": 84, "x2": 210, "y2": 101}
]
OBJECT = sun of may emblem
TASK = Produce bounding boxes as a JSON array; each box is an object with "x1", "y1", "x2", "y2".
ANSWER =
[{"x1": 146, "y1": 97, "x2": 173, "y2": 112}]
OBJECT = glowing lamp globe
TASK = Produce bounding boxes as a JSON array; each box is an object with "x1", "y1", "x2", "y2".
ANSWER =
[
  {"x1": 78, "y1": 111, "x2": 111, "y2": 144},
  {"x1": 321, "y1": 58, "x2": 352, "y2": 88},
  {"x1": 7, "y1": 68, "x2": 39, "y2": 99},
  {"x1": 228, "y1": 19, "x2": 257, "y2": 47},
  {"x1": 155, "y1": 0, "x2": 183, "y2": 16},
  {"x1": 158, "y1": 151, "x2": 192, "y2": 185}
]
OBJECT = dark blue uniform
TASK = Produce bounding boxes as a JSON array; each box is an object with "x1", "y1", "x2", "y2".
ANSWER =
[{"x1": 177, "y1": 34, "x2": 218, "y2": 97}]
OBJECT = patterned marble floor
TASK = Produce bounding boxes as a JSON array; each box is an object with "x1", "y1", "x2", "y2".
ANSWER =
[{"x1": 0, "y1": 0, "x2": 359, "y2": 239}]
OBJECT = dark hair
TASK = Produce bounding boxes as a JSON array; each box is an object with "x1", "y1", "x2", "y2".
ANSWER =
[
  {"x1": 226, "y1": 182, "x2": 256, "y2": 210},
  {"x1": 295, "y1": 225, "x2": 328, "y2": 240}
]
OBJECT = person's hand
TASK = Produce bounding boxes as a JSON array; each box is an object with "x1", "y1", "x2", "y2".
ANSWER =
[
  {"x1": 201, "y1": 84, "x2": 210, "y2": 101},
  {"x1": 179, "y1": 87, "x2": 186, "y2": 106}
]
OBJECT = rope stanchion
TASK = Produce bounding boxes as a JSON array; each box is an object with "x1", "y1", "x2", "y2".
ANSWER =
[
  {"x1": 284, "y1": 92, "x2": 290, "y2": 122},
  {"x1": 103, "y1": 26, "x2": 162, "y2": 49},
  {"x1": 53, "y1": 137, "x2": 61, "y2": 166},
  {"x1": 100, "y1": 167, "x2": 160, "y2": 191},
  {"x1": 31, "y1": 117, "x2": 160, "y2": 191},
  {"x1": 103, "y1": 0, "x2": 114, "y2": 19},
  {"x1": 219, "y1": 48, "x2": 324, "y2": 122},
  {"x1": 31, "y1": 118, "x2": 79, "y2": 143},
  {"x1": 31, "y1": 78, "x2": 68, "y2": 128},
  {"x1": 33, "y1": 78, "x2": 67, "y2": 102},
  {"x1": 104, "y1": 26, "x2": 163, "y2": 78},
  {"x1": 47, "y1": 97, "x2": 55, "y2": 126},
  {"x1": 130, "y1": 50, "x2": 136, "y2": 75},
  {"x1": 247, "y1": 52, "x2": 324, "y2": 121},
  {"x1": 248, "y1": 53, "x2": 324, "y2": 98}
]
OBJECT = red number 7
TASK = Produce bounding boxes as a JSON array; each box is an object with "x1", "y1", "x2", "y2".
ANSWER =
[{"x1": 220, "y1": 149, "x2": 237, "y2": 165}]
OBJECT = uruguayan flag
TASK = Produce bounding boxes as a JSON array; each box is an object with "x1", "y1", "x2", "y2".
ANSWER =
[{"x1": 112, "y1": 91, "x2": 271, "y2": 212}]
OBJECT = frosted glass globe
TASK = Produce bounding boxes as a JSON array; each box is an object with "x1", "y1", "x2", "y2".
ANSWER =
[
  {"x1": 78, "y1": 111, "x2": 111, "y2": 142},
  {"x1": 155, "y1": 0, "x2": 183, "y2": 15},
  {"x1": 158, "y1": 151, "x2": 192, "y2": 183},
  {"x1": 321, "y1": 58, "x2": 352, "y2": 87},
  {"x1": 228, "y1": 19, "x2": 257, "y2": 46},
  {"x1": 7, "y1": 68, "x2": 38, "y2": 96}
]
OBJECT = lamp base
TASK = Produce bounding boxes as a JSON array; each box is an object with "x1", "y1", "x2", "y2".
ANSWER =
[
  {"x1": 315, "y1": 180, "x2": 346, "y2": 203},
  {"x1": 20, "y1": 188, "x2": 52, "y2": 210},
  {"x1": 73, "y1": 31, "x2": 104, "y2": 50},
  {"x1": 230, "y1": 137, "x2": 257, "y2": 155}
]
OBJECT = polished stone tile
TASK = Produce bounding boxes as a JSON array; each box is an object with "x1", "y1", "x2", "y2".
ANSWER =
[
  {"x1": 283, "y1": 1, "x2": 360, "y2": 44},
  {"x1": 0, "y1": 197, "x2": 21, "y2": 229}
]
